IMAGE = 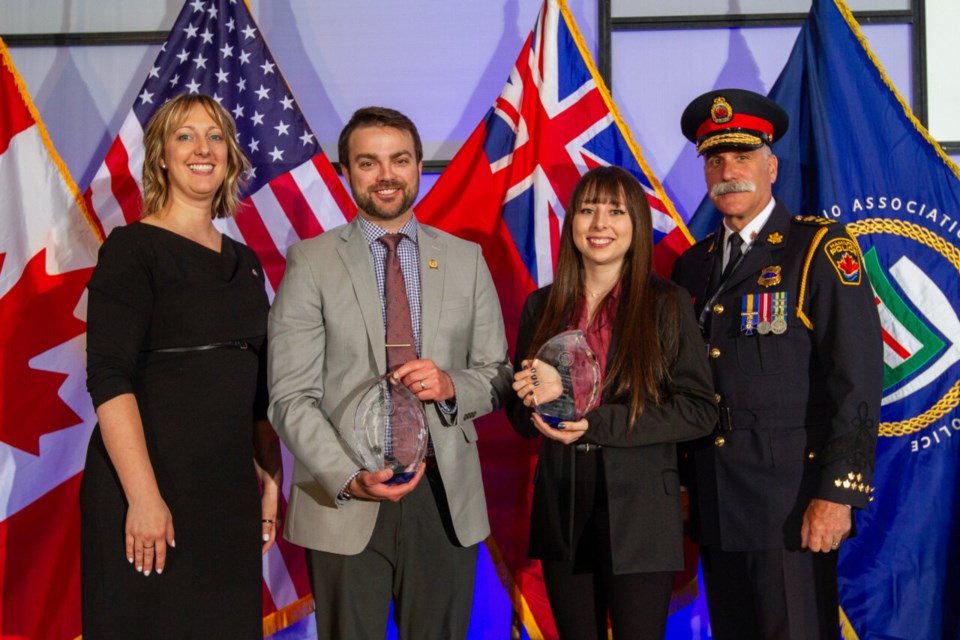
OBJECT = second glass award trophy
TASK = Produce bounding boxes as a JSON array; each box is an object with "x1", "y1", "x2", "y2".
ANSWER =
[
  {"x1": 533, "y1": 330, "x2": 601, "y2": 428},
  {"x1": 353, "y1": 374, "x2": 429, "y2": 484}
]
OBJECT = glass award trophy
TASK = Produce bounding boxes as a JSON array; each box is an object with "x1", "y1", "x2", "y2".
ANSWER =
[
  {"x1": 533, "y1": 330, "x2": 601, "y2": 428},
  {"x1": 353, "y1": 374, "x2": 429, "y2": 484}
]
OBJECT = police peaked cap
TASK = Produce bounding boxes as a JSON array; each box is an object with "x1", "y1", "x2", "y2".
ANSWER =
[{"x1": 681, "y1": 88, "x2": 789, "y2": 155}]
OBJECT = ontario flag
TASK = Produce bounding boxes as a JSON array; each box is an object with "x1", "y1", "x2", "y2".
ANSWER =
[
  {"x1": 764, "y1": 0, "x2": 960, "y2": 637},
  {"x1": 0, "y1": 39, "x2": 101, "y2": 639},
  {"x1": 417, "y1": 1, "x2": 694, "y2": 636},
  {"x1": 82, "y1": 0, "x2": 356, "y2": 633}
]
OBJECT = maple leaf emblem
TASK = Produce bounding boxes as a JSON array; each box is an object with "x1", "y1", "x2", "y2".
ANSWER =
[
  {"x1": 837, "y1": 252, "x2": 860, "y2": 276},
  {"x1": 0, "y1": 249, "x2": 93, "y2": 455}
]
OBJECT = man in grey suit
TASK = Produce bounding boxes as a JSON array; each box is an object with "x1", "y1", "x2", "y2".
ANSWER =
[{"x1": 268, "y1": 106, "x2": 512, "y2": 639}]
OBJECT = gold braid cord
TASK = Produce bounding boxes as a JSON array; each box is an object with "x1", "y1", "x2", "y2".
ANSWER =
[
  {"x1": 796, "y1": 227, "x2": 830, "y2": 330},
  {"x1": 848, "y1": 218, "x2": 960, "y2": 436}
]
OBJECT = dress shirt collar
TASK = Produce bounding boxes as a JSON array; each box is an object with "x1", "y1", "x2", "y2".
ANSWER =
[
  {"x1": 358, "y1": 214, "x2": 419, "y2": 247},
  {"x1": 722, "y1": 197, "x2": 775, "y2": 252}
]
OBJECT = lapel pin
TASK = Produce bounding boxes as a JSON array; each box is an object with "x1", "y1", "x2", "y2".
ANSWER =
[{"x1": 428, "y1": 259, "x2": 439, "y2": 269}]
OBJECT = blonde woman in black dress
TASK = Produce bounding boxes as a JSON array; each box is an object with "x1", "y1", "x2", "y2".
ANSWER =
[{"x1": 82, "y1": 93, "x2": 281, "y2": 638}]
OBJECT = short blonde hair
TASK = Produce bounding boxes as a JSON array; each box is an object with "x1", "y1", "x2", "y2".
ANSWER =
[{"x1": 141, "y1": 93, "x2": 251, "y2": 218}]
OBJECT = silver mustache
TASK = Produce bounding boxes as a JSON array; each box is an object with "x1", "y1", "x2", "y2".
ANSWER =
[{"x1": 710, "y1": 180, "x2": 757, "y2": 198}]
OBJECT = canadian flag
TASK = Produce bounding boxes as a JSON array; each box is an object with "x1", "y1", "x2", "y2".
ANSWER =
[{"x1": 0, "y1": 39, "x2": 101, "y2": 638}]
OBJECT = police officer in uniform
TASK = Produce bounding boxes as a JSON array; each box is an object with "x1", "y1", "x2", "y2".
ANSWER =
[{"x1": 671, "y1": 89, "x2": 883, "y2": 639}]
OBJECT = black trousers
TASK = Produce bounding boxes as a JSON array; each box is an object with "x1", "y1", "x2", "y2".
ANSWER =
[
  {"x1": 307, "y1": 466, "x2": 478, "y2": 640},
  {"x1": 701, "y1": 545, "x2": 840, "y2": 640},
  {"x1": 540, "y1": 450, "x2": 674, "y2": 640}
]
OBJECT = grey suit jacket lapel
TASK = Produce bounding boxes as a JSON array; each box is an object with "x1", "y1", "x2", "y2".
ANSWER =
[
  {"x1": 337, "y1": 220, "x2": 387, "y2": 374},
  {"x1": 418, "y1": 224, "x2": 446, "y2": 360}
]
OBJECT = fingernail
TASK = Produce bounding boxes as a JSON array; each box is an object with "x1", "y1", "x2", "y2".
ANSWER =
[
  {"x1": 128, "y1": 557, "x2": 134, "y2": 564},
  {"x1": 156, "y1": 568, "x2": 163, "y2": 575},
  {"x1": 136, "y1": 565, "x2": 143, "y2": 573},
  {"x1": 170, "y1": 539, "x2": 176, "y2": 548},
  {"x1": 144, "y1": 569, "x2": 151, "y2": 577},
  {"x1": 533, "y1": 382, "x2": 540, "y2": 387},
  {"x1": 557, "y1": 424, "x2": 566, "y2": 430},
  {"x1": 263, "y1": 534, "x2": 270, "y2": 542},
  {"x1": 529, "y1": 367, "x2": 536, "y2": 373}
]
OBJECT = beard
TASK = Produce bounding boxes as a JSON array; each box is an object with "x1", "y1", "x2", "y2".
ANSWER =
[
  {"x1": 352, "y1": 178, "x2": 419, "y2": 222},
  {"x1": 710, "y1": 179, "x2": 757, "y2": 198}
]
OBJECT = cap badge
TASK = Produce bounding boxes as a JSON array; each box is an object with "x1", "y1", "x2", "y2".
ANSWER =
[{"x1": 711, "y1": 96, "x2": 733, "y2": 124}]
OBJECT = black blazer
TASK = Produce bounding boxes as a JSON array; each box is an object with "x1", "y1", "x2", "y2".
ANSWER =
[
  {"x1": 671, "y1": 202, "x2": 883, "y2": 551},
  {"x1": 506, "y1": 278, "x2": 717, "y2": 574}
]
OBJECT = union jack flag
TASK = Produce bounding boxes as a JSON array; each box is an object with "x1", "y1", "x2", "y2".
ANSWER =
[
  {"x1": 82, "y1": 0, "x2": 351, "y2": 633},
  {"x1": 84, "y1": 0, "x2": 355, "y2": 297},
  {"x1": 416, "y1": 1, "x2": 695, "y2": 637}
]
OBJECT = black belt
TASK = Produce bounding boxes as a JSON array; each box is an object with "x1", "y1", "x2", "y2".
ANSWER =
[
  {"x1": 150, "y1": 340, "x2": 251, "y2": 353},
  {"x1": 574, "y1": 443, "x2": 601, "y2": 453}
]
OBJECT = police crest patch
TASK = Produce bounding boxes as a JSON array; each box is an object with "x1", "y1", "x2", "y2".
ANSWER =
[{"x1": 824, "y1": 237, "x2": 863, "y2": 285}]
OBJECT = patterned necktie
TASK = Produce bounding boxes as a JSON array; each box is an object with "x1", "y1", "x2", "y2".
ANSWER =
[{"x1": 379, "y1": 233, "x2": 417, "y2": 372}]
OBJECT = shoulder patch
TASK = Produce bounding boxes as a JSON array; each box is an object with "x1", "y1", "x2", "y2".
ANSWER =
[
  {"x1": 792, "y1": 215, "x2": 836, "y2": 226},
  {"x1": 823, "y1": 236, "x2": 863, "y2": 285}
]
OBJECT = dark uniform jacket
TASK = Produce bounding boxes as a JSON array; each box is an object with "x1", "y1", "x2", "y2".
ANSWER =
[
  {"x1": 671, "y1": 201, "x2": 883, "y2": 552},
  {"x1": 507, "y1": 279, "x2": 717, "y2": 574}
]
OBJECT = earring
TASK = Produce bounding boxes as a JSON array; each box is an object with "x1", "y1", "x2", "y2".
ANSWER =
[{"x1": 160, "y1": 161, "x2": 167, "y2": 170}]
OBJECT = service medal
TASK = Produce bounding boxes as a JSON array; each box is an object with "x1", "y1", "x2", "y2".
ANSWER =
[
  {"x1": 757, "y1": 321, "x2": 772, "y2": 335},
  {"x1": 740, "y1": 294, "x2": 759, "y2": 336},
  {"x1": 758, "y1": 266, "x2": 781, "y2": 287},
  {"x1": 771, "y1": 291, "x2": 788, "y2": 334}
]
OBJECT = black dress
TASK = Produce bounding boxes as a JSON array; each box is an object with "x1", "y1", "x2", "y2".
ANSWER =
[{"x1": 81, "y1": 222, "x2": 269, "y2": 639}]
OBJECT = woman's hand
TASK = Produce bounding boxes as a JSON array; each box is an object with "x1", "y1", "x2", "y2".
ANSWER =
[
  {"x1": 254, "y1": 420, "x2": 283, "y2": 554},
  {"x1": 125, "y1": 493, "x2": 175, "y2": 577},
  {"x1": 259, "y1": 474, "x2": 280, "y2": 553},
  {"x1": 512, "y1": 359, "x2": 563, "y2": 408},
  {"x1": 529, "y1": 413, "x2": 589, "y2": 445}
]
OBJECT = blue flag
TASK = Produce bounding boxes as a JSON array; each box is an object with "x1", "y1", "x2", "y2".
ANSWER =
[{"x1": 767, "y1": 1, "x2": 960, "y2": 638}]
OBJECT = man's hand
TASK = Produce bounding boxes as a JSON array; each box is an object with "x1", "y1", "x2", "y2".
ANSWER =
[
  {"x1": 801, "y1": 498, "x2": 852, "y2": 552},
  {"x1": 347, "y1": 463, "x2": 426, "y2": 502},
  {"x1": 394, "y1": 359, "x2": 455, "y2": 403}
]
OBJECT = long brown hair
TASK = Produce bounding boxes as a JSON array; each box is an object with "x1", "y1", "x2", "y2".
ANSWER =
[
  {"x1": 141, "y1": 93, "x2": 250, "y2": 219},
  {"x1": 527, "y1": 166, "x2": 680, "y2": 427}
]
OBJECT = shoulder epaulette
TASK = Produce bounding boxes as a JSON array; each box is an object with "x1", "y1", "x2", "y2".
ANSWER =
[
  {"x1": 792, "y1": 215, "x2": 836, "y2": 226},
  {"x1": 690, "y1": 232, "x2": 716, "y2": 249}
]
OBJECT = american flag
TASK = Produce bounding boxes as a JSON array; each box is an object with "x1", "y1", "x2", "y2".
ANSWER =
[
  {"x1": 83, "y1": 0, "x2": 353, "y2": 632},
  {"x1": 416, "y1": 1, "x2": 695, "y2": 637},
  {"x1": 85, "y1": 0, "x2": 355, "y2": 296}
]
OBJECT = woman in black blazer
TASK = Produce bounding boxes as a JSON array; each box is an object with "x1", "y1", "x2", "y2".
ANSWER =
[{"x1": 507, "y1": 166, "x2": 717, "y2": 639}]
